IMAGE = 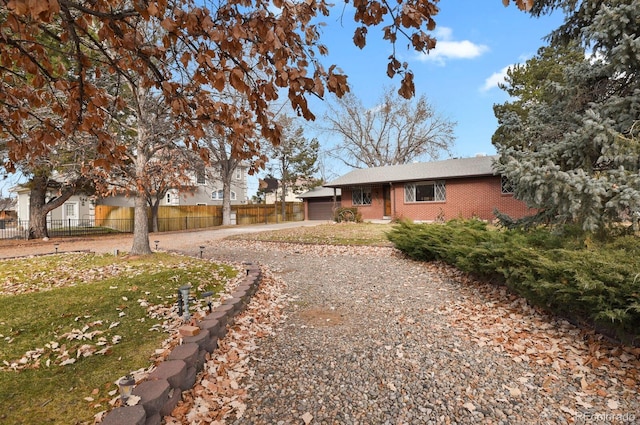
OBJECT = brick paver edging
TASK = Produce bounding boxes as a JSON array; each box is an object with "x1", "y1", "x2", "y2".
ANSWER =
[{"x1": 100, "y1": 263, "x2": 262, "y2": 425}]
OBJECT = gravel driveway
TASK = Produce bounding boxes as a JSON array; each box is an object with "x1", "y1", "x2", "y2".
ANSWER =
[
  {"x1": 196, "y1": 241, "x2": 638, "y2": 425},
  {"x1": 2, "y1": 225, "x2": 638, "y2": 424}
]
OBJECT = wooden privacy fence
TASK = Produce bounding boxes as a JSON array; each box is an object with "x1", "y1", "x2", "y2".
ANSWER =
[{"x1": 95, "y1": 203, "x2": 305, "y2": 233}]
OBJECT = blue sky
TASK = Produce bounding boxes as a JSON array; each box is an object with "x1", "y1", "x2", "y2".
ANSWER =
[{"x1": 265, "y1": 1, "x2": 566, "y2": 193}]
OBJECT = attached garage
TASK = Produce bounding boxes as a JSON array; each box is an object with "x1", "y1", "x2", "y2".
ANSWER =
[
  {"x1": 307, "y1": 199, "x2": 335, "y2": 220},
  {"x1": 298, "y1": 187, "x2": 341, "y2": 221}
]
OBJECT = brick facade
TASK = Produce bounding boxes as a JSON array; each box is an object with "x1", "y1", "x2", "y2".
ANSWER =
[{"x1": 340, "y1": 176, "x2": 533, "y2": 222}]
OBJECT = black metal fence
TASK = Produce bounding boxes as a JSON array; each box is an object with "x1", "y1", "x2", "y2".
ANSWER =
[{"x1": 0, "y1": 218, "x2": 135, "y2": 240}]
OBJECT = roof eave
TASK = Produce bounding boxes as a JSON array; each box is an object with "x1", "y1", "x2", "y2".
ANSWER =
[{"x1": 324, "y1": 171, "x2": 496, "y2": 188}]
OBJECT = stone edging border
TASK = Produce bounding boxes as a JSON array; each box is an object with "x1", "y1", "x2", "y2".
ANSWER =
[{"x1": 100, "y1": 262, "x2": 262, "y2": 425}]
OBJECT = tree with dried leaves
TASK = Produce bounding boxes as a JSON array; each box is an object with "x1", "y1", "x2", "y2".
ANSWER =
[
  {"x1": 324, "y1": 88, "x2": 455, "y2": 168},
  {"x1": 0, "y1": 0, "x2": 534, "y2": 250},
  {"x1": 200, "y1": 91, "x2": 264, "y2": 226},
  {"x1": 141, "y1": 148, "x2": 197, "y2": 234},
  {"x1": 14, "y1": 132, "x2": 97, "y2": 239}
]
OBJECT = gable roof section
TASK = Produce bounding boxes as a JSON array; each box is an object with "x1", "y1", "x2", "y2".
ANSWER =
[
  {"x1": 324, "y1": 155, "x2": 499, "y2": 187},
  {"x1": 297, "y1": 186, "x2": 341, "y2": 199}
]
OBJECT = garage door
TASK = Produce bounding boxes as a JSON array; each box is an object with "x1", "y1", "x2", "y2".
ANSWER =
[{"x1": 307, "y1": 200, "x2": 335, "y2": 220}]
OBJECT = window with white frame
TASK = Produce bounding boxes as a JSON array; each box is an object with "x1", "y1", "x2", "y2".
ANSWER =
[
  {"x1": 404, "y1": 181, "x2": 446, "y2": 202},
  {"x1": 235, "y1": 169, "x2": 241, "y2": 180},
  {"x1": 212, "y1": 189, "x2": 236, "y2": 200},
  {"x1": 501, "y1": 175, "x2": 514, "y2": 194},
  {"x1": 352, "y1": 187, "x2": 372, "y2": 205}
]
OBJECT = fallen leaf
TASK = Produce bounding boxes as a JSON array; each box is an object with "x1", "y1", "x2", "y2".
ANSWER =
[
  {"x1": 462, "y1": 402, "x2": 476, "y2": 412},
  {"x1": 503, "y1": 385, "x2": 521, "y2": 397},
  {"x1": 125, "y1": 395, "x2": 141, "y2": 406},
  {"x1": 560, "y1": 405, "x2": 577, "y2": 416},
  {"x1": 301, "y1": 412, "x2": 313, "y2": 424},
  {"x1": 607, "y1": 399, "x2": 619, "y2": 409}
]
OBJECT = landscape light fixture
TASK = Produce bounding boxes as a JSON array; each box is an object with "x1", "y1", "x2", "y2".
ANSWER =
[
  {"x1": 199, "y1": 245, "x2": 205, "y2": 258},
  {"x1": 202, "y1": 291, "x2": 214, "y2": 313},
  {"x1": 154, "y1": 240, "x2": 160, "y2": 250},
  {"x1": 54, "y1": 243, "x2": 59, "y2": 254},
  {"x1": 178, "y1": 285, "x2": 192, "y2": 320},
  {"x1": 118, "y1": 374, "x2": 135, "y2": 402}
]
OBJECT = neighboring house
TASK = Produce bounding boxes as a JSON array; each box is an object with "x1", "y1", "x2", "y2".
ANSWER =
[
  {"x1": 264, "y1": 187, "x2": 301, "y2": 204},
  {"x1": 264, "y1": 178, "x2": 319, "y2": 204},
  {"x1": 11, "y1": 185, "x2": 95, "y2": 223},
  {"x1": 10, "y1": 163, "x2": 250, "y2": 222},
  {"x1": 98, "y1": 162, "x2": 250, "y2": 207},
  {"x1": 323, "y1": 155, "x2": 533, "y2": 222},
  {"x1": 298, "y1": 186, "x2": 341, "y2": 220}
]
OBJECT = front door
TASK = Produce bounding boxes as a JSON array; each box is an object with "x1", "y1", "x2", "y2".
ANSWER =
[{"x1": 383, "y1": 186, "x2": 391, "y2": 217}]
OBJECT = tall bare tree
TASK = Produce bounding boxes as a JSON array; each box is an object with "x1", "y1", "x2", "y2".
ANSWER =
[{"x1": 324, "y1": 87, "x2": 455, "y2": 168}]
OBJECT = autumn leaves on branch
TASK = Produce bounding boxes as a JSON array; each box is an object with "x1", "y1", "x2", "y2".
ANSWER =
[{"x1": 1, "y1": 0, "x2": 532, "y2": 172}]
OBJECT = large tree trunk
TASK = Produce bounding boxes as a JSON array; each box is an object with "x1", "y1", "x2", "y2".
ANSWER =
[
  {"x1": 27, "y1": 174, "x2": 78, "y2": 239},
  {"x1": 150, "y1": 200, "x2": 160, "y2": 233},
  {"x1": 281, "y1": 156, "x2": 287, "y2": 221},
  {"x1": 221, "y1": 173, "x2": 232, "y2": 226},
  {"x1": 130, "y1": 127, "x2": 152, "y2": 255},
  {"x1": 131, "y1": 194, "x2": 152, "y2": 255},
  {"x1": 28, "y1": 177, "x2": 49, "y2": 239}
]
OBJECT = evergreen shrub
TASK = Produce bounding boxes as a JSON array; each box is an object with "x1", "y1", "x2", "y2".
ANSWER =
[{"x1": 387, "y1": 220, "x2": 640, "y2": 342}]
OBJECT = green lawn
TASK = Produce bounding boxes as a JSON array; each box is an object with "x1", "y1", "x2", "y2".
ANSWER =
[{"x1": 0, "y1": 252, "x2": 238, "y2": 425}]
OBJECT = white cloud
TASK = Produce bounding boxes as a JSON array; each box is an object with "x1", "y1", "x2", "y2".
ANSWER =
[
  {"x1": 481, "y1": 65, "x2": 511, "y2": 92},
  {"x1": 417, "y1": 27, "x2": 489, "y2": 65}
]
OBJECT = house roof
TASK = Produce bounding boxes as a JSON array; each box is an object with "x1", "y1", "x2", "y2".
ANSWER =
[
  {"x1": 324, "y1": 155, "x2": 499, "y2": 187},
  {"x1": 297, "y1": 186, "x2": 341, "y2": 199}
]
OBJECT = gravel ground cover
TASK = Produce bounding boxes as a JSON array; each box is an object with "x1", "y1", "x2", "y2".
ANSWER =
[
  {"x1": 1, "y1": 229, "x2": 638, "y2": 424},
  {"x1": 172, "y1": 240, "x2": 639, "y2": 425}
]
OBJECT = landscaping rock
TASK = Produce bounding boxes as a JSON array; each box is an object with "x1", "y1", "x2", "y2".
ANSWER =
[
  {"x1": 100, "y1": 405, "x2": 146, "y2": 425},
  {"x1": 147, "y1": 360, "x2": 187, "y2": 390},
  {"x1": 183, "y1": 329, "x2": 209, "y2": 351},
  {"x1": 132, "y1": 379, "x2": 170, "y2": 418},
  {"x1": 167, "y1": 343, "x2": 198, "y2": 369},
  {"x1": 159, "y1": 388, "x2": 182, "y2": 417}
]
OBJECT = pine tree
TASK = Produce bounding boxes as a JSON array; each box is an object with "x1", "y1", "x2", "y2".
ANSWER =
[
  {"x1": 493, "y1": 0, "x2": 640, "y2": 233},
  {"x1": 265, "y1": 115, "x2": 320, "y2": 217}
]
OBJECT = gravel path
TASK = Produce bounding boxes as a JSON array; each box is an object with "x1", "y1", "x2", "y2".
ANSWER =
[{"x1": 193, "y1": 241, "x2": 639, "y2": 425}]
